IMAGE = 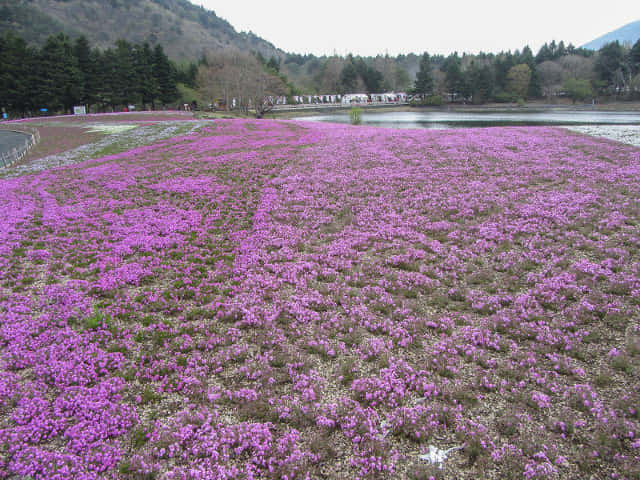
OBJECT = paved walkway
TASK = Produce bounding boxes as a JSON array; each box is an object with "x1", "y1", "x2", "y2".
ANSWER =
[{"x1": 0, "y1": 129, "x2": 31, "y2": 156}]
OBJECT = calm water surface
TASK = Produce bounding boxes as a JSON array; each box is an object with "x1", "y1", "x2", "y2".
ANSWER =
[
  {"x1": 299, "y1": 110, "x2": 640, "y2": 129},
  {"x1": 298, "y1": 110, "x2": 640, "y2": 146}
]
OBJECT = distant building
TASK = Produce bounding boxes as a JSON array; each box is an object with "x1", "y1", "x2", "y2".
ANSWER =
[{"x1": 342, "y1": 94, "x2": 369, "y2": 104}]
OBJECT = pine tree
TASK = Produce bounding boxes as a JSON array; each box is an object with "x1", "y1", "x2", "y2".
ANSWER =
[
  {"x1": 73, "y1": 36, "x2": 94, "y2": 110},
  {"x1": 413, "y1": 52, "x2": 434, "y2": 95},
  {"x1": 340, "y1": 61, "x2": 359, "y2": 93},
  {"x1": 494, "y1": 52, "x2": 515, "y2": 95},
  {"x1": 99, "y1": 48, "x2": 119, "y2": 110},
  {"x1": 595, "y1": 41, "x2": 628, "y2": 94},
  {"x1": 630, "y1": 39, "x2": 640, "y2": 75},
  {"x1": 114, "y1": 40, "x2": 138, "y2": 107},
  {"x1": 355, "y1": 60, "x2": 384, "y2": 94},
  {"x1": 153, "y1": 44, "x2": 178, "y2": 107},
  {"x1": 0, "y1": 32, "x2": 39, "y2": 116},
  {"x1": 467, "y1": 61, "x2": 494, "y2": 103},
  {"x1": 86, "y1": 47, "x2": 104, "y2": 112},
  {"x1": 38, "y1": 33, "x2": 82, "y2": 113},
  {"x1": 135, "y1": 42, "x2": 158, "y2": 109},
  {"x1": 443, "y1": 53, "x2": 463, "y2": 100}
]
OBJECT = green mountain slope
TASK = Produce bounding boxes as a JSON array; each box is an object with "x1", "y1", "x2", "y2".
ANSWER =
[{"x1": 0, "y1": 0, "x2": 282, "y2": 60}]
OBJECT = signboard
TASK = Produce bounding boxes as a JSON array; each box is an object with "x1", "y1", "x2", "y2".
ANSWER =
[{"x1": 73, "y1": 106, "x2": 87, "y2": 115}]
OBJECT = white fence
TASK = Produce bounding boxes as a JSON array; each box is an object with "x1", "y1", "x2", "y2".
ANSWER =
[{"x1": 0, "y1": 127, "x2": 40, "y2": 169}]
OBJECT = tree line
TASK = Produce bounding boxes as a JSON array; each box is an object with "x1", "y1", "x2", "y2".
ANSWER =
[
  {"x1": 280, "y1": 39, "x2": 640, "y2": 104},
  {"x1": 409, "y1": 39, "x2": 640, "y2": 104},
  {"x1": 0, "y1": 32, "x2": 197, "y2": 117},
  {"x1": 3, "y1": 31, "x2": 640, "y2": 118}
]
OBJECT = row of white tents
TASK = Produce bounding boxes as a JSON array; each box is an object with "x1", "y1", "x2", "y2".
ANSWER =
[{"x1": 269, "y1": 93, "x2": 408, "y2": 106}]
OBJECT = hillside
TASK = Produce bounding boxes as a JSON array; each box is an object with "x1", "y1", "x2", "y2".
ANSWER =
[
  {"x1": 582, "y1": 19, "x2": 640, "y2": 50},
  {"x1": 0, "y1": 0, "x2": 282, "y2": 60}
]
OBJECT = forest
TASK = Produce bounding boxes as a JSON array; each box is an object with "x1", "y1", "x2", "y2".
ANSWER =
[
  {"x1": 0, "y1": 32, "x2": 195, "y2": 116},
  {"x1": 2, "y1": 31, "x2": 640, "y2": 117},
  {"x1": 289, "y1": 39, "x2": 640, "y2": 105}
]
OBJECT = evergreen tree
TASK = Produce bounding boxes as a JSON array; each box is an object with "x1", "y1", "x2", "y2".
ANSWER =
[
  {"x1": 175, "y1": 61, "x2": 199, "y2": 89},
  {"x1": 0, "y1": 32, "x2": 38, "y2": 115},
  {"x1": 557, "y1": 41, "x2": 567, "y2": 58},
  {"x1": 536, "y1": 43, "x2": 553, "y2": 63},
  {"x1": 355, "y1": 59, "x2": 384, "y2": 93},
  {"x1": 73, "y1": 36, "x2": 97, "y2": 110},
  {"x1": 413, "y1": 52, "x2": 434, "y2": 95},
  {"x1": 467, "y1": 61, "x2": 494, "y2": 103},
  {"x1": 528, "y1": 67, "x2": 542, "y2": 99},
  {"x1": 595, "y1": 41, "x2": 628, "y2": 94},
  {"x1": 114, "y1": 40, "x2": 138, "y2": 107},
  {"x1": 443, "y1": 53, "x2": 463, "y2": 100},
  {"x1": 153, "y1": 44, "x2": 178, "y2": 106},
  {"x1": 494, "y1": 52, "x2": 515, "y2": 94},
  {"x1": 99, "y1": 48, "x2": 119, "y2": 110},
  {"x1": 85, "y1": 47, "x2": 104, "y2": 112},
  {"x1": 630, "y1": 39, "x2": 640, "y2": 75},
  {"x1": 135, "y1": 42, "x2": 158, "y2": 109},
  {"x1": 340, "y1": 61, "x2": 359, "y2": 93},
  {"x1": 38, "y1": 33, "x2": 82, "y2": 113}
]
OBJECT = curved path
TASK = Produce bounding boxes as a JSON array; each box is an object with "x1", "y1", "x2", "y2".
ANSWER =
[{"x1": 0, "y1": 129, "x2": 31, "y2": 155}]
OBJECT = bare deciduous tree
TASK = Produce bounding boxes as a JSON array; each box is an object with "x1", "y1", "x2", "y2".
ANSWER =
[
  {"x1": 197, "y1": 48, "x2": 287, "y2": 117},
  {"x1": 537, "y1": 60, "x2": 564, "y2": 99},
  {"x1": 558, "y1": 55, "x2": 595, "y2": 83}
]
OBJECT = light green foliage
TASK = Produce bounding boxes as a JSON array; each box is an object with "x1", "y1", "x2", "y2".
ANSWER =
[
  {"x1": 506, "y1": 64, "x2": 532, "y2": 100},
  {"x1": 349, "y1": 106, "x2": 362, "y2": 125},
  {"x1": 563, "y1": 78, "x2": 593, "y2": 103}
]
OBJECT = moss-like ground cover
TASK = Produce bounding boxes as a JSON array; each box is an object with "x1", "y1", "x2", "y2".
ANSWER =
[{"x1": 0, "y1": 117, "x2": 639, "y2": 479}]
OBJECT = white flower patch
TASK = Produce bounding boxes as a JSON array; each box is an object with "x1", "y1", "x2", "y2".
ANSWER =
[
  {"x1": 85, "y1": 124, "x2": 139, "y2": 134},
  {"x1": 566, "y1": 125, "x2": 640, "y2": 147}
]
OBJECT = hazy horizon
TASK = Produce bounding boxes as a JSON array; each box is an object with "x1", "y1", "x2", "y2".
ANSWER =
[{"x1": 193, "y1": 0, "x2": 638, "y2": 57}]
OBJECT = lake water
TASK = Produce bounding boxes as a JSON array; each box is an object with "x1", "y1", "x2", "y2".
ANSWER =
[
  {"x1": 298, "y1": 110, "x2": 640, "y2": 146},
  {"x1": 299, "y1": 110, "x2": 640, "y2": 129}
]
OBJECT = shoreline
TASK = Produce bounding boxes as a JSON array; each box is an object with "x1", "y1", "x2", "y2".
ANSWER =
[{"x1": 273, "y1": 101, "x2": 640, "y2": 119}]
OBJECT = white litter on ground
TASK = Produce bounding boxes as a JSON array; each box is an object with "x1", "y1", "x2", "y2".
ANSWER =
[{"x1": 419, "y1": 445, "x2": 464, "y2": 468}]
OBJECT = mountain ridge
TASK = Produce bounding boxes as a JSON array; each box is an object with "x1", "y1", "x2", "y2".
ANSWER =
[
  {"x1": 582, "y1": 20, "x2": 640, "y2": 50},
  {"x1": 0, "y1": 0, "x2": 283, "y2": 61}
]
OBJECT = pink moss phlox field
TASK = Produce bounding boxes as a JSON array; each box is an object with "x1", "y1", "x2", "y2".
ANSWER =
[{"x1": 1, "y1": 118, "x2": 640, "y2": 479}]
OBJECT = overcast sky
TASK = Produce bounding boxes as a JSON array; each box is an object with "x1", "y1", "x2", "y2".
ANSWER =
[{"x1": 192, "y1": 1, "x2": 638, "y2": 57}]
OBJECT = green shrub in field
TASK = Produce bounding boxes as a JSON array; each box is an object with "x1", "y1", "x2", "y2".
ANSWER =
[
  {"x1": 350, "y1": 106, "x2": 362, "y2": 125},
  {"x1": 85, "y1": 308, "x2": 110, "y2": 330}
]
